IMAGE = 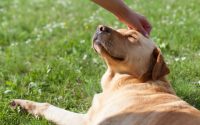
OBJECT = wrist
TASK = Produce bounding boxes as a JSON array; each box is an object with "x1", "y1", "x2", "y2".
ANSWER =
[
  {"x1": 116, "y1": 6, "x2": 132, "y2": 19},
  {"x1": 118, "y1": 4, "x2": 137, "y2": 19}
]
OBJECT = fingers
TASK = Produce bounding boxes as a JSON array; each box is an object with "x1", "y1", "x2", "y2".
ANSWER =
[
  {"x1": 141, "y1": 17, "x2": 152, "y2": 35},
  {"x1": 122, "y1": 13, "x2": 152, "y2": 37},
  {"x1": 117, "y1": 12, "x2": 152, "y2": 37},
  {"x1": 128, "y1": 22, "x2": 150, "y2": 38},
  {"x1": 139, "y1": 27, "x2": 149, "y2": 38}
]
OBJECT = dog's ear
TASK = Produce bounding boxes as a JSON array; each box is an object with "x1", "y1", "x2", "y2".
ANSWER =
[
  {"x1": 127, "y1": 30, "x2": 138, "y2": 43},
  {"x1": 152, "y1": 48, "x2": 170, "y2": 80}
]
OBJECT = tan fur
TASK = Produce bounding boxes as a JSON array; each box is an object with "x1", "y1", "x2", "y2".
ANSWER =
[{"x1": 11, "y1": 26, "x2": 200, "y2": 125}]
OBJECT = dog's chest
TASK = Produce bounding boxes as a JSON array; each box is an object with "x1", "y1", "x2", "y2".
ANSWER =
[{"x1": 87, "y1": 91, "x2": 140, "y2": 125}]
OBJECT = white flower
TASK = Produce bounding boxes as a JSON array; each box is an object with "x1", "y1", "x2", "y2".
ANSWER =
[
  {"x1": 58, "y1": 96, "x2": 63, "y2": 100},
  {"x1": 159, "y1": 43, "x2": 167, "y2": 49},
  {"x1": 28, "y1": 82, "x2": 37, "y2": 88},
  {"x1": 4, "y1": 90, "x2": 12, "y2": 94},
  {"x1": 192, "y1": 81, "x2": 200, "y2": 85},
  {"x1": 10, "y1": 42, "x2": 18, "y2": 46},
  {"x1": 166, "y1": 5, "x2": 171, "y2": 10},
  {"x1": 25, "y1": 39, "x2": 31, "y2": 44},
  {"x1": 92, "y1": 58, "x2": 98, "y2": 64},
  {"x1": 181, "y1": 57, "x2": 186, "y2": 61},
  {"x1": 174, "y1": 57, "x2": 186, "y2": 62},
  {"x1": 80, "y1": 40, "x2": 85, "y2": 44},
  {"x1": 83, "y1": 54, "x2": 88, "y2": 60},
  {"x1": 38, "y1": 89, "x2": 42, "y2": 95},
  {"x1": 0, "y1": 8, "x2": 5, "y2": 13},
  {"x1": 175, "y1": 58, "x2": 180, "y2": 62},
  {"x1": 36, "y1": 34, "x2": 41, "y2": 41}
]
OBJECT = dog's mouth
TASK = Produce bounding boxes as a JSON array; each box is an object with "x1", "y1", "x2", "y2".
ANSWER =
[
  {"x1": 92, "y1": 25, "x2": 125, "y2": 61},
  {"x1": 93, "y1": 41, "x2": 125, "y2": 61}
]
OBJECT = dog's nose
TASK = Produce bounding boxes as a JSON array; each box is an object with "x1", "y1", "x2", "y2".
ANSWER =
[{"x1": 98, "y1": 25, "x2": 111, "y2": 33}]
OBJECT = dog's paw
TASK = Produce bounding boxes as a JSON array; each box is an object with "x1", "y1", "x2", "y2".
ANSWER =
[
  {"x1": 10, "y1": 99, "x2": 49, "y2": 117},
  {"x1": 10, "y1": 99, "x2": 33, "y2": 110}
]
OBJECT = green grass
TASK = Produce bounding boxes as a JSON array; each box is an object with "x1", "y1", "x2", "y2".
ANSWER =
[{"x1": 0, "y1": 0, "x2": 200, "y2": 124}]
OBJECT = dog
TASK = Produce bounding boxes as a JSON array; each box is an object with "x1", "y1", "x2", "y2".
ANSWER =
[{"x1": 11, "y1": 25, "x2": 200, "y2": 125}]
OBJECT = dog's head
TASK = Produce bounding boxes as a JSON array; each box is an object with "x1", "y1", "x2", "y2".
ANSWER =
[{"x1": 93, "y1": 25, "x2": 169, "y2": 81}]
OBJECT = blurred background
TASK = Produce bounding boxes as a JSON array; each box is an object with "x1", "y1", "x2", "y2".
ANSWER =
[{"x1": 0, "y1": 0, "x2": 200, "y2": 124}]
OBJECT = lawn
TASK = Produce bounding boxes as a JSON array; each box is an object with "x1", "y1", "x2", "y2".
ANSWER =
[{"x1": 0, "y1": 0, "x2": 200, "y2": 124}]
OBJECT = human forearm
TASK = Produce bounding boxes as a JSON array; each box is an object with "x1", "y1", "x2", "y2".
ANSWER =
[
  {"x1": 92, "y1": 0, "x2": 152, "y2": 36},
  {"x1": 92, "y1": 0, "x2": 132, "y2": 19}
]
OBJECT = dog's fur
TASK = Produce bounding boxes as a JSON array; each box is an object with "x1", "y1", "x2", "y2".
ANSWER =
[{"x1": 11, "y1": 25, "x2": 200, "y2": 125}]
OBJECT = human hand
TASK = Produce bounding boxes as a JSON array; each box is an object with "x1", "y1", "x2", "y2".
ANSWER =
[
  {"x1": 92, "y1": 0, "x2": 152, "y2": 37},
  {"x1": 118, "y1": 11, "x2": 152, "y2": 37}
]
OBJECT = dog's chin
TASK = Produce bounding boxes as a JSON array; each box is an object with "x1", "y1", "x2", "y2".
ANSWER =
[
  {"x1": 93, "y1": 42, "x2": 125, "y2": 61},
  {"x1": 93, "y1": 42, "x2": 103, "y2": 54}
]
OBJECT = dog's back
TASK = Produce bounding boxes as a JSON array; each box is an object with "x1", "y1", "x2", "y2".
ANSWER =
[
  {"x1": 12, "y1": 26, "x2": 200, "y2": 125},
  {"x1": 87, "y1": 79, "x2": 200, "y2": 125}
]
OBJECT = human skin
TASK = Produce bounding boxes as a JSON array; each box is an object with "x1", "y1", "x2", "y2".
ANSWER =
[{"x1": 92, "y1": 0, "x2": 152, "y2": 37}]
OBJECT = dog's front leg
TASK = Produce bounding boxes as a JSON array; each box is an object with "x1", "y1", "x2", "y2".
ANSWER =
[{"x1": 11, "y1": 99, "x2": 86, "y2": 125}]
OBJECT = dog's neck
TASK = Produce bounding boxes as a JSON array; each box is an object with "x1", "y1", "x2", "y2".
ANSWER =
[
  {"x1": 101, "y1": 69, "x2": 175, "y2": 94},
  {"x1": 101, "y1": 69, "x2": 139, "y2": 90}
]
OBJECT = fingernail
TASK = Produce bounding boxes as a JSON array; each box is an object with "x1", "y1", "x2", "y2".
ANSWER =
[{"x1": 144, "y1": 33, "x2": 149, "y2": 38}]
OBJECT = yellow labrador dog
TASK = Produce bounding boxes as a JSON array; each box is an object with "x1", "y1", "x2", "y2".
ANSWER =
[{"x1": 11, "y1": 25, "x2": 200, "y2": 125}]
